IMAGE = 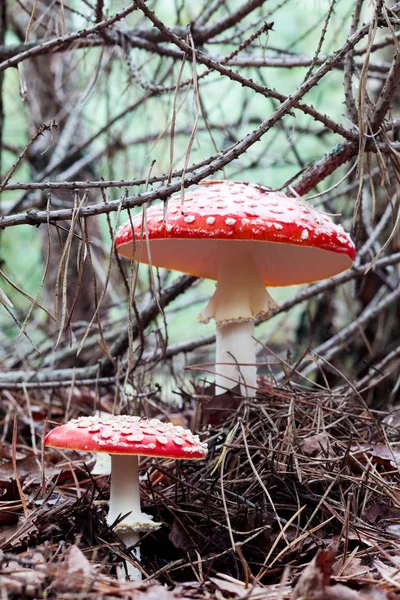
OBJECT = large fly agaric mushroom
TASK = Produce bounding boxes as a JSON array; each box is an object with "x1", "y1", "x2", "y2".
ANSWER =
[
  {"x1": 45, "y1": 415, "x2": 207, "y2": 580},
  {"x1": 115, "y1": 180, "x2": 355, "y2": 394}
]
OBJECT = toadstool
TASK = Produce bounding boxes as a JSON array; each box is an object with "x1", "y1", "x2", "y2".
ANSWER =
[
  {"x1": 45, "y1": 415, "x2": 207, "y2": 580},
  {"x1": 115, "y1": 180, "x2": 356, "y2": 394}
]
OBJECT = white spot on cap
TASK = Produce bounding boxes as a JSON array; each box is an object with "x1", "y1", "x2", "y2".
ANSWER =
[
  {"x1": 274, "y1": 223, "x2": 283, "y2": 230},
  {"x1": 206, "y1": 216, "x2": 216, "y2": 225},
  {"x1": 157, "y1": 436, "x2": 168, "y2": 444},
  {"x1": 155, "y1": 215, "x2": 163, "y2": 223},
  {"x1": 126, "y1": 433, "x2": 144, "y2": 442},
  {"x1": 225, "y1": 218, "x2": 236, "y2": 226},
  {"x1": 165, "y1": 223, "x2": 172, "y2": 232},
  {"x1": 301, "y1": 229, "x2": 309, "y2": 240},
  {"x1": 184, "y1": 215, "x2": 195, "y2": 224},
  {"x1": 174, "y1": 438, "x2": 184, "y2": 446}
]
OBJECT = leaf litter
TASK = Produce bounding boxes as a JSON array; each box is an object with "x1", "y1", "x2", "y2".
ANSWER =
[{"x1": 1, "y1": 384, "x2": 400, "y2": 598}]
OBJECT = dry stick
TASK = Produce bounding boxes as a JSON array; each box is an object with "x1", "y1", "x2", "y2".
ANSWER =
[
  {"x1": 370, "y1": 51, "x2": 400, "y2": 133},
  {"x1": 180, "y1": 30, "x2": 200, "y2": 199},
  {"x1": 0, "y1": 0, "x2": 6, "y2": 179},
  {"x1": 221, "y1": 53, "x2": 390, "y2": 73},
  {"x1": 17, "y1": 197, "x2": 54, "y2": 340},
  {"x1": 100, "y1": 273, "x2": 198, "y2": 375},
  {"x1": 2, "y1": 138, "x2": 400, "y2": 203},
  {"x1": 54, "y1": 194, "x2": 86, "y2": 347},
  {"x1": 302, "y1": 0, "x2": 337, "y2": 81},
  {"x1": 95, "y1": 0, "x2": 104, "y2": 23},
  {"x1": 354, "y1": 345, "x2": 400, "y2": 393},
  {"x1": 354, "y1": 10, "x2": 379, "y2": 224},
  {"x1": 1, "y1": 250, "x2": 399, "y2": 387},
  {"x1": 194, "y1": 0, "x2": 225, "y2": 27},
  {"x1": 297, "y1": 283, "x2": 400, "y2": 380},
  {"x1": 241, "y1": 422, "x2": 290, "y2": 541},
  {"x1": 0, "y1": 1, "x2": 141, "y2": 72},
  {"x1": 10, "y1": 8, "x2": 345, "y2": 148},
  {"x1": 133, "y1": 0, "x2": 355, "y2": 141},
  {"x1": 193, "y1": 0, "x2": 267, "y2": 44},
  {"x1": 24, "y1": 0, "x2": 39, "y2": 43},
  {"x1": 0, "y1": 268, "x2": 54, "y2": 321},
  {"x1": 12, "y1": 416, "x2": 28, "y2": 518},
  {"x1": 0, "y1": 20, "x2": 376, "y2": 230},
  {"x1": 0, "y1": 122, "x2": 57, "y2": 192},
  {"x1": 290, "y1": 141, "x2": 358, "y2": 197},
  {"x1": 344, "y1": 0, "x2": 364, "y2": 123},
  {"x1": 76, "y1": 200, "x2": 125, "y2": 356}
]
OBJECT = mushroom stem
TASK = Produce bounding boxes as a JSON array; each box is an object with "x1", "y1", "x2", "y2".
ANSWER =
[
  {"x1": 200, "y1": 243, "x2": 278, "y2": 395},
  {"x1": 216, "y1": 321, "x2": 257, "y2": 394},
  {"x1": 107, "y1": 454, "x2": 156, "y2": 581},
  {"x1": 108, "y1": 454, "x2": 141, "y2": 529}
]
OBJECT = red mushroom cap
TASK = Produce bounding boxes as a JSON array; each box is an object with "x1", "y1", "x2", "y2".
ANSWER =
[
  {"x1": 45, "y1": 416, "x2": 208, "y2": 460},
  {"x1": 115, "y1": 180, "x2": 355, "y2": 286}
]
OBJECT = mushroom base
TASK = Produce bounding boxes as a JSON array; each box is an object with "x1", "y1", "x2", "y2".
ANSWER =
[{"x1": 107, "y1": 454, "x2": 161, "y2": 581}]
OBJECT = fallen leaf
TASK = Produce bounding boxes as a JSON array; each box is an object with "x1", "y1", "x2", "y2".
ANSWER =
[
  {"x1": 169, "y1": 519, "x2": 192, "y2": 551},
  {"x1": 364, "y1": 503, "x2": 400, "y2": 530},
  {"x1": 293, "y1": 548, "x2": 387, "y2": 600},
  {"x1": 210, "y1": 576, "x2": 270, "y2": 599},
  {"x1": 293, "y1": 547, "x2": 336, "y2": 598},
  {"x1": 64, "y1": 545, "x2": 93, "y2": 577},
  {"x1": 332, "y1": 556, "x2": 368, "y2": 579},
  {"x1": 300, "y1": 433, "x2": 331, "y2": 456},
  {"x1": 201, "y1": 386, "x2": 243, "y2": 426},
  {"x1": 352, "y1": 443, "x2": 400, "y2": 468}
]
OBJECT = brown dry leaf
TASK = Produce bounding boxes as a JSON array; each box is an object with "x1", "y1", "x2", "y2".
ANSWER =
[
  {"x1": 201, "y1": 386, "x2": 243, "y2": 426},
  {"x1": 332, "y1": 556, "x2": 369, "y2": 579},
  {"x1": 210, "y1": 576, "x2": 270, "y2": 599},
  {"x1": 352, "y1": 443, "x2": 400, "y2": 468},
  {"x1": 293, "y1": 548, "x2": 387, "y2": 600},
  {"x1": 300, "y1": 432, "x2": 331, "y2": 456},
  {"x1": 364, "y1": 503, "x2": 400, "y2": 527},
  {"x1": 373, "y1": 557, "x2": 400, "y2": 584},
  {"x1": 169, "y1": 519, "x2": 192, "y2": 551},
  {"x1": 64, "y1": 544, "x2": 93, "y2": 577},
  {"x1": 293, "y1": 547, "x2": 336, "y2": 598}
]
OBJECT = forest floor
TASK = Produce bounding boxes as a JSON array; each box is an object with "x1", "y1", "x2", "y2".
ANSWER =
[{"x1": 1, "y1": 382, "x2": 400, "y2": 599}]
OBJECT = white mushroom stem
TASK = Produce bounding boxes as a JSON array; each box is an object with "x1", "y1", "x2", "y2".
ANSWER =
[
  {"x1": 200, "y1": 243, "x2": 278, "y2": 395},
  {"x1": 107, "y1": 454, "x2": 159, "y2": 581},
  {"x1": 216, "y1": 321, "x2": 257, "y2": 393}
]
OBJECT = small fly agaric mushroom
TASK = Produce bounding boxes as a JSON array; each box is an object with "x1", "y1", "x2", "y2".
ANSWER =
[
  {"x1": 45, "y1": 415, "x2": 207, "y2": 580},
  {"x1": 115, "y1": 180, "x2": 355, "y2": 394}
]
